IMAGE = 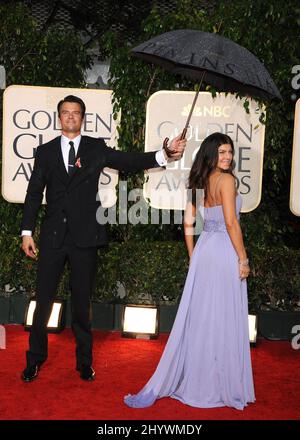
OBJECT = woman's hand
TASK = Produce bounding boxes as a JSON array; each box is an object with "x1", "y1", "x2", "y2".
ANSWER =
[{"x1": 239, "y1": 259, "x2": 250, "y2": 280}]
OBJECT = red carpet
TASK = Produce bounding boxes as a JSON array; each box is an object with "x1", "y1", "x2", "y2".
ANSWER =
[{"x1": 0, "y1": 325, "x2": 299, "y2": 420}]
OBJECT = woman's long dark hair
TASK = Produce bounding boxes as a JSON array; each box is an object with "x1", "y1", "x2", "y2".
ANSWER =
[{"x1": 188, "y1": 132, "x2": 236, "y2": 204}]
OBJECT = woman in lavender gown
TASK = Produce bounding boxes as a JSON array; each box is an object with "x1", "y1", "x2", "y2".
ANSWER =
[{"x1": 124, "y1": 132, "x2": 255, "y2": 410}]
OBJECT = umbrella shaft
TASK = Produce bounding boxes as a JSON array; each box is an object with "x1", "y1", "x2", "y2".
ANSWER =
[
  {"x1": 181, "y1": 71, "x2": 205, "y2": 139},
  {"x1": 182, "y1": 87, "x2": 200, "y2": 139}
]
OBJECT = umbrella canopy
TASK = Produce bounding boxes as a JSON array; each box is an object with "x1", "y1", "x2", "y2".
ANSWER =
[{"x1": 131, "y1": 29, "x2": 282, "y2": 101}]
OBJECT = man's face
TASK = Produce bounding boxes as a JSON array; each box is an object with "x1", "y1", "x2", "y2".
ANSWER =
[{"x1": 59, "y1": 102, "x2": 83, "y2": 135}]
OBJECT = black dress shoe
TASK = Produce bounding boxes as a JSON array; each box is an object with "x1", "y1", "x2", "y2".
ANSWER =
[
  {"x1": 79, "y1": 366, "x2": 95, "y2": 381},
  {"x1": 22, "y1": 365, "x2": 39, "y2": 382}
]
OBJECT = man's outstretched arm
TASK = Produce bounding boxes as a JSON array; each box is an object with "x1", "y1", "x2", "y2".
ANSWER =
[{"x1": 103, "y1": 135, "x2": 186, "y2": 172}]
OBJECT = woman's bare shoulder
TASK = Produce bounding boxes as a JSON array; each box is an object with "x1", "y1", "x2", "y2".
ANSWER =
[{"x1": 219, "y1": 173, "x2": 236, "y2": 192}]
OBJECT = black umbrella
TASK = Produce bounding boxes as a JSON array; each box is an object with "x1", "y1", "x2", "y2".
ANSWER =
[{"x1": 131, "y1": 29, "x2": 281, "y2": 147}]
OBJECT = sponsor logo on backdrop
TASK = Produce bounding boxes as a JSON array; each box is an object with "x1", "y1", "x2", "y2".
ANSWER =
[
  {"x1": 2, "y1": 86, "x2": 118, "y2": 207},
  {"x1": 144, "y1": 91, "x2": 266, "y2": 212}
]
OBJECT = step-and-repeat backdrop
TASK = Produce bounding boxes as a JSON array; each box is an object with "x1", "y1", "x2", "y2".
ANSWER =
[{"x1": 2, "y1": 87, "x2": 272, "y2": 214}]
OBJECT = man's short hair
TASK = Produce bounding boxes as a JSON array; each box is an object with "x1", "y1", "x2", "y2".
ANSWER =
[{"x1": 57, "y1": 95, "x2": 86, "y2": 117}]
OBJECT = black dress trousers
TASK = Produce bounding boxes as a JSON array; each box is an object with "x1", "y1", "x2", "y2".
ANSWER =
[{"x1": 26, "y1": 228, "x2": 97, "y2": 369}]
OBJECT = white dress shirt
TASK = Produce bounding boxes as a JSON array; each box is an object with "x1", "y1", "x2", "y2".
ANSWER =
[
  {"x1": 155, "y1": 149, "x2": 168, "y2": 167},
  {"x1": 21, "y1": 137, "x2": 167, "y2": 237},
  {"x1": 61, "y1": 134, "x2": 81, "y2": 171}
]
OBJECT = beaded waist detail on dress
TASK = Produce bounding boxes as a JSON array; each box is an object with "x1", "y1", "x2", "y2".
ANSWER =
[{"x1": 203, "y1": 219, "x2": 227, "y2": 232}]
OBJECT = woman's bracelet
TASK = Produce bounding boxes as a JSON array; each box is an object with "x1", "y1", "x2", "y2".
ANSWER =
[{"x1": 238, "y1": 258, "x2": 249, "y2": 267}]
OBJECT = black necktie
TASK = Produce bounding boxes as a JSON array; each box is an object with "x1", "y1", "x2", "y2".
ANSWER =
[{"x1": 68, "y1": 141, "x2": 76, "y2": 175}]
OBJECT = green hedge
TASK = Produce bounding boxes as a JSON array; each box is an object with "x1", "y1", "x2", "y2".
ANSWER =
[
  {"x1": 94, "y1": 243, "x2": 300, "y2": 312},
  {"x1": 110, "y1": 241, "x2": 189, "y2": 304},
  {"x1": 247, "y1": 247, "x2": 300, "y2": 312},
  {"x1": 2, "y1": 241, "x2": 299, "y2": 313}
]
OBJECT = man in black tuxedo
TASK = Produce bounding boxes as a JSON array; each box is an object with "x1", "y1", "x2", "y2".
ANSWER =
[{"x1": 21, "y1": 95, "x2": 186, "y2": 382}]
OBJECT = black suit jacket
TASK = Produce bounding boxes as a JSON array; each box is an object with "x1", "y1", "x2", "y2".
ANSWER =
[{"x1": 21, "y1": 135, "x2": 160, "y2": 248}]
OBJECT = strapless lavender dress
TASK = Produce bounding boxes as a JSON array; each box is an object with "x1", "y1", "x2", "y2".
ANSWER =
[{"x1": 124, "y1": 194, "x2": 255, "y2": 410}]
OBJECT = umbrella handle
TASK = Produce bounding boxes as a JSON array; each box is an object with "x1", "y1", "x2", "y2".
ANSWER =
[
  {"x1": 163, "y1": 127, "x2": 187, "y2": 156},
  {"x1": 163, "y1": 137, "x2": 172, "y2": 157}
]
